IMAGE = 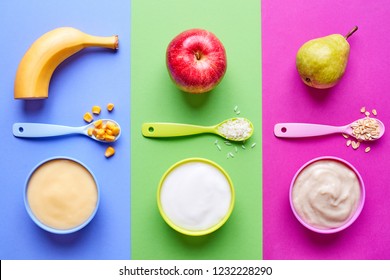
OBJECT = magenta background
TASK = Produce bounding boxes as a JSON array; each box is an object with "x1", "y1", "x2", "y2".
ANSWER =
[{"x1": 262, "y1": 0, "x2": 390, "y2": 259}]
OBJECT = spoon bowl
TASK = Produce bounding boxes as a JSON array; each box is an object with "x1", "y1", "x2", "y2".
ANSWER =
[
  {"x1": 142, "y1": 117, "x2": 254, "y2": 142},
  {"x1": 214, "y1": 118, "x2": 254, "y2": 141},
  {"x1": 274, "y1": 117, "x2": 384, "y2": 141},
  {"x1": 345, "y1": 118, "x2": 385, "y2": 141},
  {"x1": 13, "y1": 119, "x2": 121, "y2": 143}
]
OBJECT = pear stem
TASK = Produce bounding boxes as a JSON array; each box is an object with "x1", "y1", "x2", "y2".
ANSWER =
[{"x1": 345, "y1": 26, "x2": 358, "y2": 40}]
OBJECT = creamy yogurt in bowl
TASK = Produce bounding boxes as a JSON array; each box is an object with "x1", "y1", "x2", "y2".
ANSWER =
[
  {"x1": 158, "y1": 158, "x2": 235, "y2": 236},
  {"x1": 25, "y1": 157, "x2": 100, "y2": 234},
  {"x1": 290, "y1": 156, "x2": 365, "y2": 234}
]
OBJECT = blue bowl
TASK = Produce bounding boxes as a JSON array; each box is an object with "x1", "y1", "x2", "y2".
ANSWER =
[{"x1": 24, "y1": 156, "x2": 100, "y2": 234}]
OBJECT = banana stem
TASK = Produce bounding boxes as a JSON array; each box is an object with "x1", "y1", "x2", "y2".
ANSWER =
[
  {"x1": 84, "y1": 35, "x2": 119, "y2": 50},
  {"x1": 345, "y1": 26, "x2": 358, "y2": 40}
]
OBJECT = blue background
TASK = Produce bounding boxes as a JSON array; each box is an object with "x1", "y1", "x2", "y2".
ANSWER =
[{"x1": 0, "y1": 1, "x2": 131, "y2": 259}]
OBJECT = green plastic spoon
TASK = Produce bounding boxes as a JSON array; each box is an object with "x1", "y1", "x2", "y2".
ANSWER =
[{"x1": 142, "y1": 118, "x2": 254, "y2": 142}]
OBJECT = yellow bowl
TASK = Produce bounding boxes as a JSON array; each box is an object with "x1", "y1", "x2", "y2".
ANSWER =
[{"x1": 157, "y1": 158, "x2": 235, "y2": 236}]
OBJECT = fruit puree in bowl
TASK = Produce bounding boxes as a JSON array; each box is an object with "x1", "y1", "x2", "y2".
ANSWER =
[
  {"x1": 290, "y1": 156, "x2": 365, "y2": 234},
  {"x1": 25, "y1": 157, "x2": 99, "y2": 234},
  {"x1": 157, "y1": 158, "x2": 235, "y2": 236}
]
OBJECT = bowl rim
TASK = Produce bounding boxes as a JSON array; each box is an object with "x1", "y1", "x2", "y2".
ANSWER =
[
  {"x1": 157, "y1": 157, "x2": 235, "y2": 236},
  {"x1": 289, "y1": 156, "x2": 365, "y2": 234},
  {"x1": 24, "y1": 156, "x2": 100, "y2": 234}
]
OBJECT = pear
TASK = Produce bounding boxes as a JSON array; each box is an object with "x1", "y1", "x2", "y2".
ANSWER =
[{"x1": 296, "y1": 26, "x2": 358, "y2": 89}]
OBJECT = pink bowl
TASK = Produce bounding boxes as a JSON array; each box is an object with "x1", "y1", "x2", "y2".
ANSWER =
[{"x1": 289, "y1": 156, "x2": 365, "y2": 234}]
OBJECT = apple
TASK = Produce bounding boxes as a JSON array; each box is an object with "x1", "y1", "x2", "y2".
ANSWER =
[{"x1": 166, "y1": 28, "x2": 227, "y2": 94}]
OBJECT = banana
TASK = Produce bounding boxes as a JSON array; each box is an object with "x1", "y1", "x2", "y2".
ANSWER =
[{"x1": 14, "y1": 27, "x2": 118, "y2": 99}]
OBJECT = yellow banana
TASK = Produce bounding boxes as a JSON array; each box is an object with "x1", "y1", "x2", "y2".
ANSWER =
[{"x1": 14, "y1": 27, "x2": 118, "y2": 99}]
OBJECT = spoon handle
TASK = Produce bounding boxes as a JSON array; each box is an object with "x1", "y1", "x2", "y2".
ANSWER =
[
  {"x1": 274, "y1": 123, "x2": 345, "y2": 138},
  {"x1": 142, "y1": 122, "x2": 214, "y2": 138},
  {"x1": 13, "y1": 123, "x2": 83, "y2": 138}
]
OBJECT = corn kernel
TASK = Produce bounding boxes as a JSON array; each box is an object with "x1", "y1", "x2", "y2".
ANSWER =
[
  {"x1": 87, "y1": 128, "x2": 94, "y2": 136},
  {"x1": 106, "y1": 121, "x2": 115, "y2": 130},
  {"x1": 92, "y1": 105, "x2": 101, "y2": 115},
  {"x1": 83, "y1": 112, "x2": 93, "y2": 123},
  {"x1": 112, "y1": 126, "x2": 120, "y2": 136},
  {"x1": 107, "y1": 103, "x2": 115, "y2": 112},
  {"x1": 104, "y1": 134, "x2": 116, "y2": 142},
  {"x1": 94, "y1": 119, "x2": 103, "y2": 128},
  {"x1": 96, "y1": 128, "x2": 105, "y2": 136},
  {"x1": 105, "y1": 146, "x2": 115, "y2": 158}
]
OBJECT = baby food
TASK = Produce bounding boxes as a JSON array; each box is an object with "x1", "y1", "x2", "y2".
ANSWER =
[
  {"x1": 291, "y1": 158, "x2": 362, "y2": 230},
  {"x1": 26, "y1": 158, "x2": 98, "y2": 231},
  {"x1": 159, "y1": 159, "x2": 234, "y2": 235}
]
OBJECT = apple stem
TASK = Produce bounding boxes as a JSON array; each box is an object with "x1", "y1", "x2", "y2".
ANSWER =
[
  {"x1": 195, "y1": 51, "x2": 201, "y2": 60},
  {"x1": 345, "y1": 26, "x2": 358, "y2": 40}
]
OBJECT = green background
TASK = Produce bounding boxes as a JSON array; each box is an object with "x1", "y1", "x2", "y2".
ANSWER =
[{"x1": 131, "y1": 0, "x2": 262, "y2": 259}]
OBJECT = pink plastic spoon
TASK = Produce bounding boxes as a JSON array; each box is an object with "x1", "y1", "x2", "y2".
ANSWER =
[{"x1": 274, "y1": 118, "x2": 385, "y2": 141}]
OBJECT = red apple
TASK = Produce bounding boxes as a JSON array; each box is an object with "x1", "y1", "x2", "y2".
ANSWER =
[{"x1": 166, "y1": 29, "x2": 227, "y2": 94}]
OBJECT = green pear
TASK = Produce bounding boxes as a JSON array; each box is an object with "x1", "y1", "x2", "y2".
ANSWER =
[{"x1": 296, "y1": 26, "x2": 358, "y2": 89}]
